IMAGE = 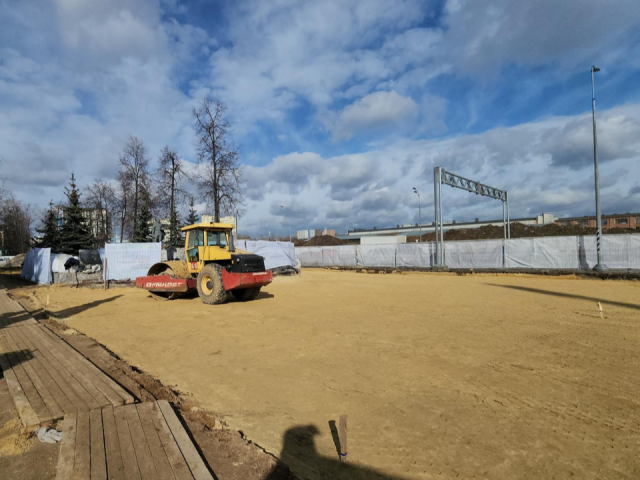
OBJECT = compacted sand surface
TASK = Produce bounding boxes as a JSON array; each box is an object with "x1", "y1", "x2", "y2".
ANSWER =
[{"x1": 26, "y1": 270, "x2": 640, "y2": 479}]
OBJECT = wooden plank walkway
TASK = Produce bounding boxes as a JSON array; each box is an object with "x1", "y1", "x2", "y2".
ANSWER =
[
  {"x1": 57, "y1": 400, "x2": 213, "y2": 480},
  {"x1": 0, "y1": 289, "x2": 38, "y2": 328},
  {"x1": 0, "y1": 292, "x2": 134, "y2": 428}
]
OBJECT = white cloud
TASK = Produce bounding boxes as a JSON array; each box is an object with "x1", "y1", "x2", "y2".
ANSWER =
[
  {"x1": 328, "y1": 91, "x2": 419, "y2": 141},
  {"x1": 237, "y1": 102, "x2": 640, "y2": 236}
]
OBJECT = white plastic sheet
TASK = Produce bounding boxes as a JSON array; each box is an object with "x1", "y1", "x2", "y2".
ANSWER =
[
  {"x1": 505, "y1": 236, "x2": 579, "y2": 269},
  {"x1": 356, "y1": 244, "x2": 397, "y2": 267},
  {"x1": 104, "y1": 243, "x2": 161, "y2": 280},
  {"x1": 579, "y1": 234, "x2": 640, "y2": 269},
  {"x1": 244, "y1": 241, "x2": 297, "y2": 270},
  {"x1": 321, "y1": 245, "x2": 357, "y2": 267},
  {"x1": 50, "y1": 254, "x2": 77, "y2": 273},
  {"x1": 295, "y1": 247, "x2": 324, "y2": 267},
  {"x1": 396, "y1": 243, "x2": 434, "y2": 268},
  {"x1": 445, "y1": 239, "x2": 504, "y2": 269},
  {"x1": 21, "y1": 248, "x2": 51, "y2": 284}
]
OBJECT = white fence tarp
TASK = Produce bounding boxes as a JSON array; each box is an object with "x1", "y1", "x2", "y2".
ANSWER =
[
  {"x1": 446, "y1": 239, "x2": 504, "y2": 269},
  {"x1": 396, "y1": 243, "x2": 434, "y2": 268},
  {"x1": 321, "y1": 245, "x2": 357, "y2": 267},
  {"x1": 297, "y1": 234, "x2": 640, "y2": 270},
  {"x1": 296, "y1": 247, "x2": 324, "y2": 267},
  {"x1": 21, "y1": 248, "x2": 51, "y2": 284},
  {"x1": 505, "y1": 236, "x2": 579, "y2": 269},
  {"x1": 357, "y1": 244, "x2": 397, "y2": 267},
  {"x1": 104, "y1": 243, "x2": 161, "y2": 280},
  {"x1": 244, "y1": 241, "x2": 297, "y2": 270},
  {"x1": 579, "y1": 234, "x2": 640, "y2": 270}
]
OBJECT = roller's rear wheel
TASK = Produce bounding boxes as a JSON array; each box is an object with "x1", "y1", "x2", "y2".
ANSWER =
[
  {"x1": 197, "y1": 264, "x2": 227, "y2": 304},
  {"x1": 232, "y1": 287, "x2": 261, "y2": 302}
]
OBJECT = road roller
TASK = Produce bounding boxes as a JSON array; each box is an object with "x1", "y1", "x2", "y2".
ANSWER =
[{"x1": 135, "y1": 222, "x2": 272, "y2": 304}]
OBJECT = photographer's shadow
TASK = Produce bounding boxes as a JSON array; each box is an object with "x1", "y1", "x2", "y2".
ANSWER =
[{"x1": 265, "y1": 423, "x2": 408, "y2": 480}]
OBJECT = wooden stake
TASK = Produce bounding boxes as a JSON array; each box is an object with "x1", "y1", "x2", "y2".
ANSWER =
[
  {"x1": 103, "y1": 258, "x2": 107, "y2": 290},
  {"x1": 339, "y1": 415, "x2": 347, "y2": 461},
  {"x1": 46, "y1": 294, "x2": 50, "y2": 307},
  {"x1": 598, "y1": 302, "x2": 604, "y2": 319}
]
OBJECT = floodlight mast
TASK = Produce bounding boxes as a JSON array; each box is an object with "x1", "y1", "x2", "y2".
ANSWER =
[{"x1": 433, "y1": 167, "x2": 510, "y2": 268}]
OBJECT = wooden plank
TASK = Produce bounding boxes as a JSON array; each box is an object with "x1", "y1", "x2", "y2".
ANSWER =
[
  {"x1": 102, "y1": 406, "x2": 125, "y2": 480},
  {"x1": 136, "y1": 403, "x2": 176, "y2": 480},
  {"x1": 39, "y1": 325, "x2": 135, "y2": 406},
  {"x1": 11, "y1": 325, "x2": 79, "y2": 414},
  {"x1": 56, "y1": 414, "x2": 77, "y2": 480},
  {"x1": 149, "y1": 402, "x2": 193, "y2": 480},
  {"x1": 157, "y1": 400, "x2": 213, "y2": 480},
  {"x1": 0, "y1": 333, "x2": 52, "y2": 425},
  {"x1": 0, "y1": 293, "x2": 37, "y2": 327},
  {"x1": 73, "y1": 409, "x2": 90, "y2": 480},
  {"x1": 22, "y1": 324, "x2": 98, "y2": 411},
  {"x1": 0, "y1": 344, "x2": 39, "y2": 428},
  {"x1": 90, "y1": 409, "x2": 107, "y2": 480},
  {"x1": 114, "y1": 405, "x2": 142, "y2": 480},
  {"x1": 3, "y1": 327, "x2": 65, "y2": 421},
  {"x1": 27, "y1": 325, "x2": 110, "y2": 408},
  {"x1": 38, "y1": 325, "x2": 132, "y2": 407},
  {"x1": 123, "y1": 404, "x2": 158, "y2": 480}
]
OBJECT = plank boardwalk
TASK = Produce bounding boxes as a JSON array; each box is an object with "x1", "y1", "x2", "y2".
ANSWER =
[
  {"x1": 0, "y1": 291, "x2": 134, "y2": 428},
  {"x1": 56, "y1": 401, "x2": 214, "y2": 480},
  {"x1": 0, "y1": 291, "x2": 213, "y2": 479}
]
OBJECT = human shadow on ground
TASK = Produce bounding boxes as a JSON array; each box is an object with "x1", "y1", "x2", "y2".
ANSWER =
[
  {"x1": 489, "y1": 284, "x2": 640, "y2": 311},
  {"x1": 264, "y1": 424, "x2": 410, "y2": 480},
  {"x1": 0, "y1": 349, "x2": 35, "y2": 372}
]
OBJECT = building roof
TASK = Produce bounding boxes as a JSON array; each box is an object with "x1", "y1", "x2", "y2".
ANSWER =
[{"x1": 181, "y1": 222, "x2": 234, "y2": 232}]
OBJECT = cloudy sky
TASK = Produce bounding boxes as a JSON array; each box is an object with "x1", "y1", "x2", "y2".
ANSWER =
[{"x1": 2, "y1": 0, "x2": 640, "y2": 237}]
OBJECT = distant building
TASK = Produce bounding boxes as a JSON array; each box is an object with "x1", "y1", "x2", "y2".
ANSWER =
[
  {"x1": 556, "y1": 212, "x2": 639, "y2": 229},
  {"x1": 297, "y1": 228, "x2": 335, "y2": 239},
  {"x1": 343, "y1": 213, "x2": 557, "y2": 240}
]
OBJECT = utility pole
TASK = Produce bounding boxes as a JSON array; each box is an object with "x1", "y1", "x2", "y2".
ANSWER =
[
  {"x1": 591, "y1": 66, "x2": 608, "y2": 272},
  {"x1": 412, "y1": 187, "x2": 422, "y2": 242}
]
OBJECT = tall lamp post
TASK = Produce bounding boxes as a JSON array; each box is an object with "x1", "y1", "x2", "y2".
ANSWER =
[
  {"x1": 591, "y1": 66, "x2": 608, "y2": 272},
  {"x1": 412, "y1": 187, "x2": 422, "y2": 242},
  {"x1": 280, "y1": 205, "x2": 291, "y2": 242}
]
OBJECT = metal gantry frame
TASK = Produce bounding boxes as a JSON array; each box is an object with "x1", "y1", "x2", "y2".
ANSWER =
[{"x1": 433, "y1": 167, "x2": 510, "y2": 267}]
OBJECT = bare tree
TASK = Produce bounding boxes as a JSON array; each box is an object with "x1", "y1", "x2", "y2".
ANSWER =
[
  {"x1": 1, "y1": 197, "x2": 33, "y2": 255},
  {"x1": 115, "y1": 170, "x2": 131, "y2": 242},
  {"x1": 193, "y1": 98, "x2": 243, "y2": 222},
  {"x1": 85, "y1": 179, "x2": 117, "y2": 247},
  {"x1": 118, "y1": 136, "x2": 150, "y2": 235},
  {"x1": 156, "y1": 146, "x2": 188, "y2": 246}
]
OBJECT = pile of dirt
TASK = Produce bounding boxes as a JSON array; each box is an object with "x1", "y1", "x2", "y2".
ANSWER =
[
  {"x1": 408, "y1": 223, "x2": 637, "y2": 242},
  {"x1": 301, "y1": 235, "x2": 345, "y2": 246},
  {"x1": 0, "y1": 254, "x2": 25, "y2": 269}
]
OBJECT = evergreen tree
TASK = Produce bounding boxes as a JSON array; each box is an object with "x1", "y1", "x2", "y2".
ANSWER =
[
  {"x1": 168, "y1": 207, "x2": 182, "y2": 247},
  {"x1": 132, "y1": 191, "x2": 153, "y2": 242},
  {"x1": 37, "y1": 201, "x2": 61, "y2": 252},
  {"x1": 59, "y1": 174, "x2": 94, "y2": 254},
  {"x1": 186, "y1": 197, "x2": 198, "y2": 225}
]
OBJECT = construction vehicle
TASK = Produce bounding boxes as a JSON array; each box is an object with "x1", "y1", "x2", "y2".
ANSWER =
[{"x1": 136, "y1": 222, "x2": 272, "y2": 304}]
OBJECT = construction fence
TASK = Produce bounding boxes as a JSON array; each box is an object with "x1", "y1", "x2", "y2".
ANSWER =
[{"x1": 295, "y1": 234, "x2": 640, "y2": 270}]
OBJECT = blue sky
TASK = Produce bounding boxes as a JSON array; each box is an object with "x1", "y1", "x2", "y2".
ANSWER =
[{"x1": 1, "y1": 0, "x2": 640, "y2": 236}]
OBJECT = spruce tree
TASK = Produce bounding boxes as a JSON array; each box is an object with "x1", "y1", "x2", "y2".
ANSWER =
[
  {"x1": 186, "y1": 197, "x2": 198, "y2": 225},
  {"x1": 132, "y1": 191, "x2": 153, "y2": 242},
  {"x1": 59, "y1": 174, "x2": 94, "y2": 254},
  {"x1": 37, "y1": 201, "x2": 61, "y2": 252},
  {"x1": 168, "y1": 207, "x2": 182, "y2": 247}
]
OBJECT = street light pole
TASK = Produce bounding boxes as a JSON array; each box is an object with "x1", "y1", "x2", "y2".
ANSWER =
[
  {"x1": 280, "y1": 205, "x2": 291, "y2": 242},
  {"x1": 591, "y1": 66, "x2": 608, "y2": 272},
  {"x1": 412, "y1": 187, "x2": 421, "y2": 242}
]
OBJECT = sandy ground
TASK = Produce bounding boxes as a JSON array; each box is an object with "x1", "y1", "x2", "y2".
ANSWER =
[{"x1": 25, "y1": 270, "x2": 640, "y2": 479}]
